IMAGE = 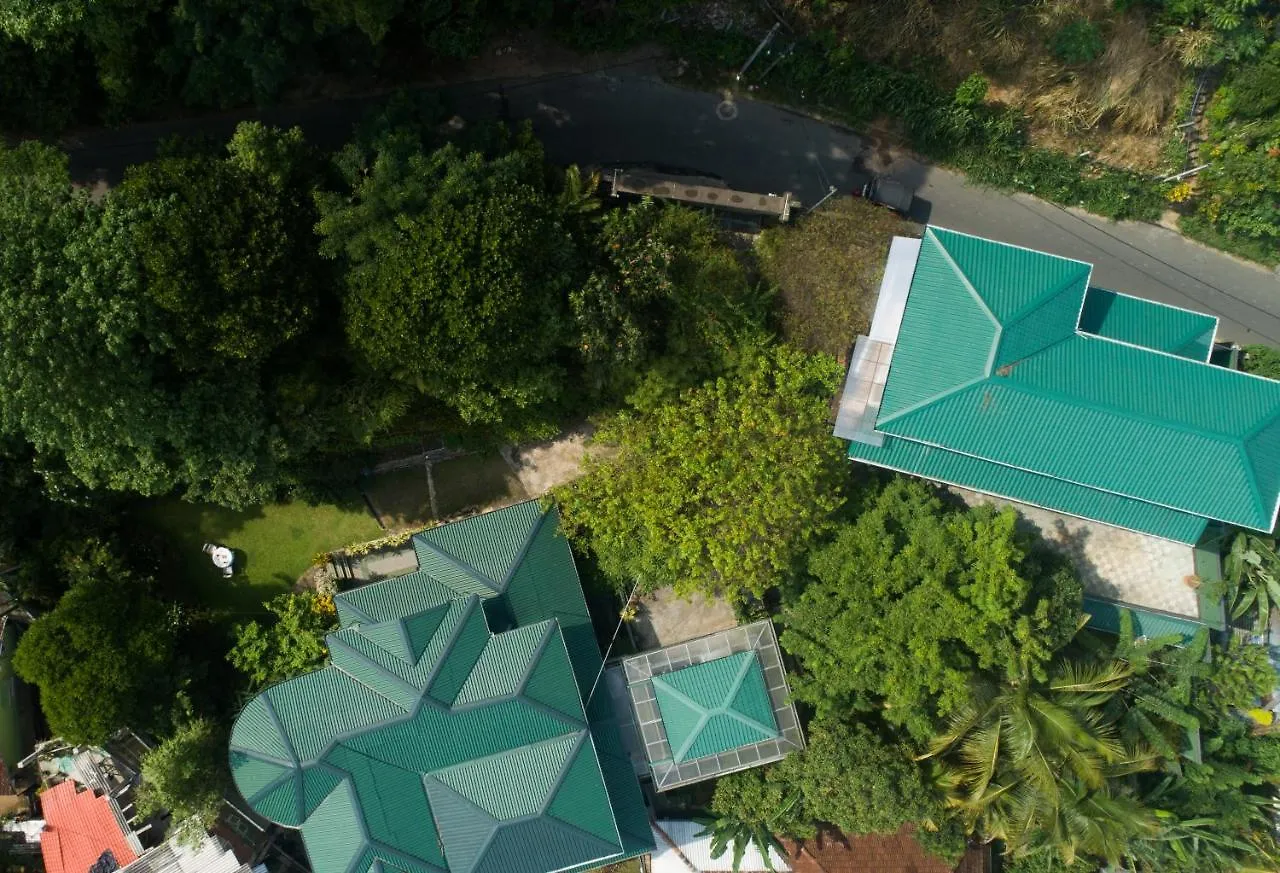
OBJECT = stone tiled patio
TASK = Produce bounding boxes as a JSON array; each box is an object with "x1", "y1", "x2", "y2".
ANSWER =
[{"x1": 951, "y1": 487, "x2": 1201, "y2": 619}]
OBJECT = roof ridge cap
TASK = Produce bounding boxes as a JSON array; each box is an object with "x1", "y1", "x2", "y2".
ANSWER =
[
  {"x1": 928, "y1": 227, "x2": 1001, "y2": 332},
  {"x1": 877, "y1": 375, "x2": 989, "y2": 429},
  {"x1": 498, "y1": 506, "x2": 551, "y2": 593}
]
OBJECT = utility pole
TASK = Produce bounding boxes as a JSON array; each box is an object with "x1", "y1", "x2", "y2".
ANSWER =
[{"x1": 737, "y1": 23, "x2": 781, "y2": 82}]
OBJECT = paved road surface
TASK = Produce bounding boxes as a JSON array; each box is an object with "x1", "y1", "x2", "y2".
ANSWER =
[{"x1": 62, "y1": 63, "x2": 1280, "y2": 345}]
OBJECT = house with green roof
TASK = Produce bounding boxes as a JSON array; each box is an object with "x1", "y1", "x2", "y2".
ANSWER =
[
  {"x1": 227, "y1": 502, "x2": 653, "y2": 873},
  {"x1": 835, "y1": 226, "x2": 1280, "y2": 636},
  {"x1": 617, "y1": 620, "x2": 804, "y2": 791}
]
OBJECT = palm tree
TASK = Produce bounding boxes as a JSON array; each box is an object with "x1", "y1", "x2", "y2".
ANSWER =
[
  {"x1": 558, "y1": 165, "x2": 602, "y2": 218},
  {"x1": 923, "y1": 658, "x2": 1160, "y2": 866},
  {"x1": 1087, "y1": 609, "x2": 1207, "y2": 773},
  {"x1": 694, "y1": 792, "x2": 796, "y2": 873},
  {"x1": 1224, "y1": 531, "x2": 1280, "y2": 633}
]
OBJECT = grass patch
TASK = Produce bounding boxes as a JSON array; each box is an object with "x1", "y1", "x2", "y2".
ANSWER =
[
  {"x1": 139, "y1": 495, "x2": 381, "y2": 615},
  {"x1": 364, "y1": 466, "x2": 435, "y2": 530},
  {"x1": 432, "y1": 453, "x2": 528, "y2": 518},
  {"x1": 758, "y1": 198, "x2": 911, "y2": 359}
]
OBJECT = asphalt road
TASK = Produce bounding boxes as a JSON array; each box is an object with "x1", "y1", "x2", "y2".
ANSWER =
[{"x1": 62, "y1": 63, "x2": 1280, "y2": 345}]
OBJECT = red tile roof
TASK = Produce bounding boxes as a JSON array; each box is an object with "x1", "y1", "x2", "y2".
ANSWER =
[
  {"x1": 785, "y1": 827, "x2": 989, "y2": 873},
  {"x1": 40, "y1": 779, "x2": 139, "y2": 873}
]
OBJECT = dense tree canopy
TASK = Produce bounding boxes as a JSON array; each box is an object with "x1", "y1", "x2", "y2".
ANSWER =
[
  {"x1": 572, "y1": 197, "x2": 765, "y2": 398},
  {"x1": 12, "y1": 543, "x2": 179, "y2": 743},
  {"x1": 136, "y1": 718, "x2": 230, "y2": 837},
  {"x1": 781, "y1": 478, "x2": 1083, "y2": 740},
  {"x1": 318, "y1": 127, "x2": 579, "y2": 435},
  {"x1": 0, "y1": 129, "x2": 359, "y2": 507},
  {"x1": 557, "y1": 345, "x2": 846, "y2": 601}
]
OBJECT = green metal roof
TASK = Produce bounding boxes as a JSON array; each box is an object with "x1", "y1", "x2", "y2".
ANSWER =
[
  {"x1": 1077, "y1": 287, "x2": 1216, "y2": 362},
  {"x1": 229, "y1": 503, "x2": 653, "y2": 873},
  {"x1": 853, "y1": 227, "x2": 1280, "y2": 539},
  {"x1": 847, "y1": 437, "x2": 1210, "y2": 542},
  {"x1": 651, "y1": 652, "x2": 779, "y2": 763},
  {"x1": 1082, "y1": 595, "x2": 1206, "y2": 645}
]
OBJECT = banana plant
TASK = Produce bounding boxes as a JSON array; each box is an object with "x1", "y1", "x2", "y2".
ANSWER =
[
  {"x1": 694, "y1": 791, "x2": 797, "y2": 872},
  {"x1": 1225, "y1": 532, "x2": 1280, "y2": 634}
]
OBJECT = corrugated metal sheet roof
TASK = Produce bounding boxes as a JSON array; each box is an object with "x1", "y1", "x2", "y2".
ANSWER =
[
  {"x1": 1082, "y1": 595, "x2": 1206, "y2": 644},
  {"x1": 39, "y1": 780, "x2": 140, "y2": 873},
  {"x1": 846, "y1": 437, "x2": 1209, "y2": 542},
  {"x1": 652, "y1": 653, "x2": 779, "y2": 763},
  {"x1": 651, "y1": 820, "x2": 792, "y2": 872},
  {"x1": 1078, "y1": 287, "x2": 1215, "y2": 361},
  {"x1": 857, "y1": 227, "x2": 1280, "y2": 535},
  {"x1": 229, "y1": 503, "x2": 649, "y2": 873}
]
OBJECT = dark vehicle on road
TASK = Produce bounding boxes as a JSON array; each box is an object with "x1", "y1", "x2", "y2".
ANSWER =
[{"x1": 850, "y1": 156, "x2": 915, "y2": 216}]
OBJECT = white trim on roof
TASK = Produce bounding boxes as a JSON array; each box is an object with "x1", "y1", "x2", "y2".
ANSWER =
[
  {"x1": 868, "y1": 236, "x2": 920, "y2": 346},
  {"x1": 1079, "y1": 286, "x2": 1219, "y2": 362}
]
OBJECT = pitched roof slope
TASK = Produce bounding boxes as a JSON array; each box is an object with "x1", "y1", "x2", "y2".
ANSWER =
[
  {"x1": 651, "y1": 652, "x2": 779, "y2": 763},
  {"x1": 40, "y1": 779, "x2": 139, "y2": 873},
  {"x1": 229, "y1": 503, "x2": 652, "y2": 873},
  {"x1": 856, "y1": 227, "x2": 1280, "y2": 539}
]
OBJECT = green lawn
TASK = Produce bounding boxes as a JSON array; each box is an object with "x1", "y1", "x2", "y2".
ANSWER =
[{"x1": 140, "y1": 495, "x2": 382, "y2": 614}]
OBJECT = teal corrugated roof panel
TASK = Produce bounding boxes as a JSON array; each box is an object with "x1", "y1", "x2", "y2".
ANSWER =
[
  {"x1": 585, "y1": 693, "x2": 656, "y2": 855},
  {"x1": 501, "y1": 513, "x2": 601, "y2": 695},
  {"x1": 878, "y1": 375, "x2": 1261, "y2": 527},
  {"x1": 301, "y1": 781, "x2": 369, "y2": 873},
  {"x1": 928, "y1": 226, "x2": 1091, "y2": 322},
  {"x1": 864, "y1": 227, "x2": 1280, "y2": 535},
  {"x1": 877, "y1": 231, "x2": 999, "y2": 419},
  {"x1": 427, "y1": 602, "x2": 492, "y2": 706},
  {"x1": 1078, "y1": 288, "x2": 1216, "y2": 361},
  {"x1": 337, "y1": 571, "x2": 458, "y2": 628},
  {"x1": 416, "y1": 500, "x2": 543, "y2": 590},
  {"x1": 651, "y1": 652, "x2": 779, "y2": 763},
  {"x1": 230, "y1": 503, "x2": 638, "y2": 873},
  {"x1": 547, "y1": 737, "x2": 622, "y2": 846},
  {"x1": 265, "y1": 666, "x2": 409, "y2": 763},
  {"x1": 470, "y1": 818, "x2": 621, "y2": 873},
  {"x1": 434, "y1": 734, "x2": 580, "y2": 820},
  {"x1": 1082, "y1": 595, "x2": 1206, "y2": 645},
  {"x1": 324, "y1": 744, "x2": 446, "y2": 869},
  {"x1": 454, "y1": 622, "x2": 551, "y2": 706},
  {"x1": 521, "y1": 630, "x2": 590, "y2": 723},
  {"x1": 846, "y1": 437, "x2": 1209, "y2": 543}
]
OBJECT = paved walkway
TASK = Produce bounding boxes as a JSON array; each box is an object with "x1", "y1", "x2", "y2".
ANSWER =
[
  {"x1": 951, "y1": 487, "x2": 1201, "y2": 618},
  {"x1": 628, "y1": 587, "x2": 739, "y2": 650}
]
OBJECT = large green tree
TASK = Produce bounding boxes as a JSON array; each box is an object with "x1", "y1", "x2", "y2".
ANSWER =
[
  {"x1": 0, "y1": 129, "x2": 336, "y2": 507},
  {"x1": 572, "y1": 197, "x2": 767, "y2": 399},
  {"x1": 556, "y1": 345, "x2": 846, "y2": 601},
  {"x1": 136, "y1": 718, "x2": 230, "y2": 837},
  {"x1": 12, "y1": 543, "x2": 180, "y2": 743},
  {"x1": 317, "y1": 125, "x2": 580, "y2": 435},
  {"x1": 781, "y1": 478, "x2": 1083, "y2": 740},
  {"x1": 228, "y1": 591, "x2": 336, "y2": 689}
]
